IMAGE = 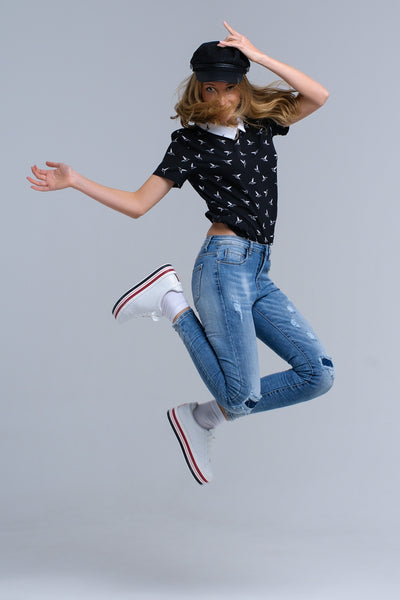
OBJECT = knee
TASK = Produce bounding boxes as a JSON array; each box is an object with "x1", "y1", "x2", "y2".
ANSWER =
[
  {"x1": 224, "y1": 385, "x2": 261, "y2": 418},
  {"x1": 312, "y1": 355, "x2": 335, "y2": 396}
]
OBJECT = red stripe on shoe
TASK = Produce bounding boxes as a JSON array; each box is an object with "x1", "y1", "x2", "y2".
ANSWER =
[
  {"x1": 170, "y1": 407, "x2": 209, "y2": 484},
  {"x1": 113, "y1": 266, "x2": 177, "y2": 319}
]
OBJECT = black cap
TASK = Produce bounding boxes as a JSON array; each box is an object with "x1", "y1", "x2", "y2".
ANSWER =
[{"x1": 190, "y1": 41, "x2": 250, "y2": 84}]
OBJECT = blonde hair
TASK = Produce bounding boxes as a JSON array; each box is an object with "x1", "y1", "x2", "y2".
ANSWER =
[{"x1": 172, "y1": 74, "x2": 301, "y2": 128}]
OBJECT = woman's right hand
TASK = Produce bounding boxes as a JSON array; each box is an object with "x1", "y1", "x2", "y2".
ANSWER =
[{"x1": 27, "y1": 161, "x2": 75, "y2": 192}]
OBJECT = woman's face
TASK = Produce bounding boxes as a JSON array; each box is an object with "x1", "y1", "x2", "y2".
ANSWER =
[{"x1": 201, "y1": 81, "x2": 241, "y2": 123}]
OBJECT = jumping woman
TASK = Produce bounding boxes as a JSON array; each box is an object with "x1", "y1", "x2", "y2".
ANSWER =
[{"x1": 27, "y1": 22, "x2": 335, "y2": 485}]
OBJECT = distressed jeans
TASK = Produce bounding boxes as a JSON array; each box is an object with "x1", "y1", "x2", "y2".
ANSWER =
[{"x1": 173, "y1": 236, "x2": 334, "y2": 420}]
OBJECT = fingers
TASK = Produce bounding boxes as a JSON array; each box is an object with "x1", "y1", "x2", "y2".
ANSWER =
[
  {"x1": 27, "y1": 165, "x2": 49, "y2": 191},
  {"x1": 45, "y1": 161, "x2": 60, "y2": 168},
  {"x1": 219, "y1": 21, "x2": 243, "y2": 48},
  {"x1": 31, "y1": 165, "x2": 47, "y2": 179},
  {"x1": 26, "y1": 176, "x2": 49, "y2": 191},
  {"x1": 223, "y1": 20, "x2": 237, "y2": 35}
]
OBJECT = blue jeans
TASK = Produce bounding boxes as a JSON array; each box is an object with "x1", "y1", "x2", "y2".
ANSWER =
[{"x1": 173, "y1": 236, "x2": 334, "y2": 420}]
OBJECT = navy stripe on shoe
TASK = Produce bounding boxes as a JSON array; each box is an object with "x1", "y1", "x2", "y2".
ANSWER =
[
  {"x1": 167, "y1": 409, "x2": 208, "y2": 485},
  {"x1": 112, "y1": 264, "x2": 178, "y2": 319}
]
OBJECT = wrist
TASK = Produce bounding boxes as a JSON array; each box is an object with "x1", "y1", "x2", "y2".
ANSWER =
[
  {"x1": 69, "y1": 169, "x2": 82, "y2": 190},
  {"x1": 254, "y1": 52, "x2": 273, "y2": 68}
]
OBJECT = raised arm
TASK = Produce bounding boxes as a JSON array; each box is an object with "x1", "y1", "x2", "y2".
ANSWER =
[
  {"x1": 218, "y1": 21, "x2": 329, "y2": 123},
  {"x1": 27, "y1": 162, "x2": 174, "y2": 218}
]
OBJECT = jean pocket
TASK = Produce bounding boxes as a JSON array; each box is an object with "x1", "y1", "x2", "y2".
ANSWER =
[
  {"x1": 191, "y1": 263, "x2": 203, "y2": 306},
  {"x1": 217, "y1": 246, "x2": 249, "y2": 265}
]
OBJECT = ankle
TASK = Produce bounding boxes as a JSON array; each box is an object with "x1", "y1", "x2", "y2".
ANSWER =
[
  {"x1": 172, "y1": 307, "x2": 190, "y2": 323},
  {"x1": 161, "y1": 290, "x2": 189, "y2": 323}
]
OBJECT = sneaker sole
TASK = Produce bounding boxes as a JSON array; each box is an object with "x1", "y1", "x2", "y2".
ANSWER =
[
  {"x1": 112, "y1": 264, "x2": 179, "y2": 320},
  {"x1": 167, "y1": 408, "x2": 209, "y2": 485}
]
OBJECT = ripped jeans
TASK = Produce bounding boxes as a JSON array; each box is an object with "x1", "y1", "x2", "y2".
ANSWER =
[{"x1": 173, "y1": 236, "x2": 334, "y2": 420}]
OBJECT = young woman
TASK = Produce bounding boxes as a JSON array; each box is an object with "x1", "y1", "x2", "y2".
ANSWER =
[{"x1": 28, "y1": 22, "x2": 334, "y2": 485}]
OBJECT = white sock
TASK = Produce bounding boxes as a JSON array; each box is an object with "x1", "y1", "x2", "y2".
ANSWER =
[
  {"x1": 160, "y1": 290, "x2": 190, "y2": 323},
  {"x1": 193, "y1": 400, "x2": 226, "y2": 430}
]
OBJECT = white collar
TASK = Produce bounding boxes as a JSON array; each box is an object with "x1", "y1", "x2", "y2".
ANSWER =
[{"x1": 197, "y1": 118, "x2": 246, "y2": 140}]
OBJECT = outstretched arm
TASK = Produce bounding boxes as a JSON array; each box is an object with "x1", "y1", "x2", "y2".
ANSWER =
[
  {"x1": 218, "y1": 21, "x2": 329, "y2": 123},
  {"x1": 27, "y1": 162, "x2": 174, "y2": 218}
]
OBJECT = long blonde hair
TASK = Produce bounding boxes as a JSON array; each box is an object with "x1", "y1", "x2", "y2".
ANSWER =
[{"x1": 172, "y1": 74, "x2": 301, "y2": 128}]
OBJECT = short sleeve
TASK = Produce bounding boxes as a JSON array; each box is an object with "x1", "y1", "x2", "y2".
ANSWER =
[
  {"x1": 269, "y1": 118, "x2": 289, "y2": 137},
  {"x1": 153, "y1": 130, "x2": 194, "y2": 189}
]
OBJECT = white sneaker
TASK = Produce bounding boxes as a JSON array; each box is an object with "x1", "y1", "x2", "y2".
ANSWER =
[
  {"x1": 167, "y1": 403, "x2": 214, "y2": 485},
  {"x1": 112, "y1": 264, "x2": 183, "y2": 323}
]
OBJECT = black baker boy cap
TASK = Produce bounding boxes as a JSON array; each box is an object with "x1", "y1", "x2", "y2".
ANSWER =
[{"x1": 190, "y1": 41, "x2": 250, "y2": 84}]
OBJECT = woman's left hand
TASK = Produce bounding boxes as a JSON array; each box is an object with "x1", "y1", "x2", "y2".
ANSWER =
[{"x1": 218, "y1": 21, "x2": 264, "y2": 63}]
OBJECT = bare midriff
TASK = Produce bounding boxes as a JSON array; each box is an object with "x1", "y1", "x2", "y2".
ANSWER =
[{"x1": 206, "y1": 222, "x2": 238, "y2": 237}]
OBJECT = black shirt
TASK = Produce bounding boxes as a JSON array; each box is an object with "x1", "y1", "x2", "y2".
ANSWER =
[{"x1": 153, "y1": 118, "x2": 289, "y2": 244}]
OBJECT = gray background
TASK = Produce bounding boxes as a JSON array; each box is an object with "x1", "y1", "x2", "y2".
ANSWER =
[{"x1": 1, "y1": 0, "x2": 399, "y2": 598}]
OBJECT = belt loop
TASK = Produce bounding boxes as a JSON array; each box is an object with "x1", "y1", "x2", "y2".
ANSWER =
[
  {"x1": 204, "y1": 236, "x2": 212, "y2": 250},
  {"x1": 249, "y1": 240, "x2": 253, "y2": 256}
]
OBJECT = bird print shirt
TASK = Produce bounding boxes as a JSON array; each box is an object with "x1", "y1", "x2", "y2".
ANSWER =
[{"x1": 153, "y1": 117, "x2": 289, "y2": 244}]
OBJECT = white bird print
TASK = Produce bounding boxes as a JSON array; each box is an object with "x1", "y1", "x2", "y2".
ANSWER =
[
  {"x1": 195, "y1": 153, "x2": 202, "y2": 160},
  {"x1": 198, "y1": 174, "x2": 205, "y2": 180},
  {"x1": 255, "y1": 191, "x2": 261, "y2": 198},
  {"x1": 271, "y1": 166, "x2": 277, "y2": 173},
  {"x1": 207, "y1": 148, "x2": 215, "y2": 154},
  {"x1": 214, "y1": 191, "x2": 221, "y2": 199},
  {"x1": 249, "y1": 177, "x2": 257, "y2": 185},
  {"x1": 262, "y1": 175, "x2": 268, "y2": 182},
  {"x1": 198, "y1": 139, "x2": 206, "y2": 145},
  {"x1": 233, "y1": 173, "x2": 242, "y2": 179},
  {"x1": 269, "y1": 199, "x2": 274, "y2": 205},
  {"x1": 251, "y1": 150, "x2": 258, "y2": 155},
  {"x1": 224, "y1": 150, "x2": 232, "y2": 156},
  {"x1": 182, "y1": 156, "x2": 190, "y2": 162},
  {"x1": 250, "y1": 215, "x2": 257, "y2": 221},
  {"x1": 239, "y1": 151, "x2": 247, "y2": 156},
  {"x1": 254, "y1": 165, "x2": 260, "y2": 173},
  {"x1": 190, "y1": 163, "x2": 196, "y2": 169},
  {"x1": 161, "y1": 167, "x2": 169, "y2": 173},
  {"x1": 243, "y1": 189, "x2": 249, "y2": 194},
  {"x1": 223, "y1": 159, "x2": 232, "y2": 165},
  {"x1": 240, "y1": 159, "x2": 246, "y2": 167},
  {"x1": 214, "y1": 175, "x2": 222, "y2": 181},
  {"x1": 178, "y1": 167, "x2": 187, "y2": 174},
  {"x1": 235, "y1": 217, "x2": 243, "y2": 224},
  {"x1": 222, "y1": 185, "x2": 232, "y2": 191},
  {"x1": 209, "y1": 163, "x2": 218, "y2": 169},
  {"x1": 261, "y1": 155, "x2": 268, "y2": 162},
  {"x1": 167, "y1": 148, "x2": 175, "y2": 156},
  {"x1": 227, "y1": 201, "x2": 235, "y2": 208},
  {"x1": 181, "y1": 135, "x2": 189, "y2": 142},
  {"x1": 255, "y1": 202, "x2": 260, "y2": 209},
  {"x1": 263, "y1": 140, "x2": 270, "y2": 146},
  {"x1": 246, "y1": 140, "x2": 255, "y2": 146},
  {"x1": 199, "y1": 185, "x2": 205, "y2": 191},
  {"x1": 263, "y1": 190, "x2": 268, "y2": 197},
  {"x1": 218, "y1": 139, "x2": 227, "y2": 144},
  {"x1": 270, "y1": 219, "x2": 276, "y2": 225}
]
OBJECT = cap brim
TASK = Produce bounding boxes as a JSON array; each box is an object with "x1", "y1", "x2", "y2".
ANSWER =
[{"x1": 195, "y1": 69, "x2": 244, "y2": 84}]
